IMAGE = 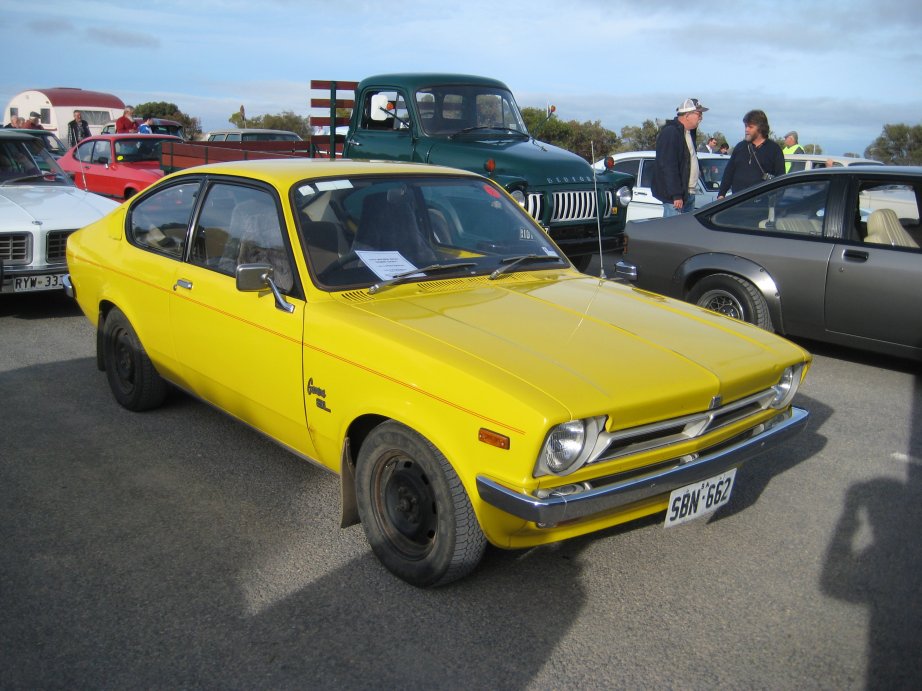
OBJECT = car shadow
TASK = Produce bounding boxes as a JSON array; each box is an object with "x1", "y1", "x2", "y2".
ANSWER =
[
  {"x1": 0, "y1": 291, "x2": 82, "y2": 319},
  {"x1": 0, "y1": 356, "x2": 588, "y2": 688},
  {"x1": 819, "y1": 375, "x2": 922, "y2": 687}
]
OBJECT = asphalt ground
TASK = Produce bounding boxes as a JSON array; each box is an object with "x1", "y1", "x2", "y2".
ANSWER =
[{"x1": 2, "y1": 258, "x2": 920, "y2": 689}]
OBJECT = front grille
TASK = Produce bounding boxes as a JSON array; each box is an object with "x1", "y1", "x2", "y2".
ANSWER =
[
  {"x1": 0, "y1": 233, "x2": 31, "y2": 265},
  {"x1": 46, "y1": 230, "x2": 74, "y2": 263},
  {"x1": 525, "y1": 193, "x2": 544, "y2": 220},
  {"x1": 551, "y1": 191, "x2": 598, "y2": 222},
  {"x1": 591, "y1": 389, "x2": 777, "y2": 465}
]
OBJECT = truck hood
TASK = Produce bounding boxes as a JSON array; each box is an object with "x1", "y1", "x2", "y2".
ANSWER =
[
  {"x1": 346, "y1": 274, "x2": 807, "y2": 425},
  {"x1": 0, "y1": 185, "x2": 119, "y2": 231},
  {"x1": 419, "y1": 136, "x2": 598, "y2": 188}
]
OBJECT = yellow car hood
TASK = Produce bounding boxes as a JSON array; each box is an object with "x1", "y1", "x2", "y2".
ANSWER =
[{"x1": 343, "y1": 274, "x2": 807, "y2": 426}]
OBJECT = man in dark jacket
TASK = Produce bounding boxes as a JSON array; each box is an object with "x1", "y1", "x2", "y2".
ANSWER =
[
  {"x1": 67, "y1": 110, "x2": 91, "y2": 147},
  {"x1": 718, "y1": 110, "x2": 786, "y2": 198},
  {"x1": 651, "y1": 98, "x2": 708, "y2": 216}
]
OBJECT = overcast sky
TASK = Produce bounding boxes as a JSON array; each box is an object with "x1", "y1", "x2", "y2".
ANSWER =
[{"x1": 2, "y1": 0, "x2": 920, "y2": 156}]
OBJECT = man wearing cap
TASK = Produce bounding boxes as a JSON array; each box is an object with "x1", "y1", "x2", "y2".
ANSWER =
[
  {"x1": 652, "y1": 98, "x2": 708, "y2": 217},
  {"x1": 782, "y1": 131, "x2": 805, "y2": 172},
  {"x1": 23, "y1": 112, "x2": 43, "y2": 130}
]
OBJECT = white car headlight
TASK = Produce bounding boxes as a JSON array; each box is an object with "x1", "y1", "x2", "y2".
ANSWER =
[
  {"x1": 538, "y1": 416, "x2": 606, "y2": 476},
  {"x1": 770, "y1": 364, "x2": 804, "y2": 409}
]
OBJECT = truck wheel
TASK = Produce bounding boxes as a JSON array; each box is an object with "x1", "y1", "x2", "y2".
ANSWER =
[
  {"x1": 355, "y1": 421, "x2": 486, "y2": 587},
  {"x1": 102, "y1": 308, "x2": 168, "y2": 411},
  {"x1": 688, "y1": 273, "x2": 773, "y2": 330}
]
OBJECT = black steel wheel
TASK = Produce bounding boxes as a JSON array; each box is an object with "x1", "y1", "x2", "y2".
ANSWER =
[
  {"x1": 355, "y1": 421, "x2": 486, "y2": 587},
  {"x1": 688, "y1": 273, "x2": 773, "y2": 330},
  {"x1": 101, "y1": 308, "x2": 168, "y2": 411}
]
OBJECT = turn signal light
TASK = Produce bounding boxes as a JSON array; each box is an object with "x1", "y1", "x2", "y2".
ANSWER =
[
  {"x1": 479, "y1": 428, "x2": 510, "y2": 450},
  {"x1": 484, "y1": 159, "x2": 496, "y2": 174}
]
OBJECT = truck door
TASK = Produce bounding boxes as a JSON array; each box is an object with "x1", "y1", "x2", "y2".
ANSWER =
[{"x1": 345, "y1": 89, "x2": 418, "y2": 161}]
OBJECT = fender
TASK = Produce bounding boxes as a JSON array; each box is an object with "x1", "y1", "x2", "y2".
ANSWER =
[{"x1": 675, "y1": 253, "x2": 785, "y2": 333}]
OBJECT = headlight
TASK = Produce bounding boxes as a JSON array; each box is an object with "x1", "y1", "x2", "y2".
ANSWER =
[
  {"x1": 509, "y1": 188, "x2": 526, "y2": 206},
  {"x1": 770, "y1": 364, "x2": 804, "y2": 409},
  {"x1": 615, "y1": 185, "x2": 632, "y2": 207},
  {"x1": 537, "y1": 416, "x2": 606, "y2": 476}
]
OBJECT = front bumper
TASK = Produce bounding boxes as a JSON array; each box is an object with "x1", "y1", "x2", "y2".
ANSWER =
[
  {"x1": 477, "y1": 406, "x2": 808, "y2": 526},
  {"x1": 614, "y1": 259, "x2": 637, "y2": 281}
]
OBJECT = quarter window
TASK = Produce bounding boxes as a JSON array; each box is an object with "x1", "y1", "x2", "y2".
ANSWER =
[
  {"x1": 710, "y1": 180, "x2": 829, "y2": 235},
  {"x1": 128, "y1": 182, "x2": 199, "y2": 258}
]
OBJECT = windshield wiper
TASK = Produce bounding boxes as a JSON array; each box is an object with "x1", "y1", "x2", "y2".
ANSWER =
[
  {"x1": 489, "y1": 254, "x2": 561, "y2": 280},
  {"x1": 368, "y1": 262, "x2": 476, "y2": 294},
  {"x1": 450, "y1": 126, "x2": 528, "y2": 140}
]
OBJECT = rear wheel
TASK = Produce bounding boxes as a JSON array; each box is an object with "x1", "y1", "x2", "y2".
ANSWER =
[
  {"x1": 688, "y1": 273, "x2": 773, "y2": 330},
  {"x1": 102, "y1": 308, "x2": 168, "y2": 411},
  {"x1": 355, "y1": 421, "x2": 486, "y2": 587}
]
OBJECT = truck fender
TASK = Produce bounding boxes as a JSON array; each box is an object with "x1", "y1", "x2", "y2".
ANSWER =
[{"x1": 675, "y1": 253, "x2": 785, "y2": 333}]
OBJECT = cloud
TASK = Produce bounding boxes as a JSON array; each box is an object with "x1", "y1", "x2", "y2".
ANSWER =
[
  {"x1": 27, "y1": 18, "x2": 74, "y2": 33},
  {"x1": 85, "y1": 27, "x2": 160, "y2": 49}
]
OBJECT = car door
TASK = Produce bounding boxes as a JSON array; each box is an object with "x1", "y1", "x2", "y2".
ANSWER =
[
  {"x1": 169, "y1": 180, "x2": 316, "y2": 458},
  {"x1": 824, "y1": 177, "x2": 922, "y2": 351},
  {"x1": 617, "y1": 157, "x2": 662, "y2": 220},
  {"x1": 345, "y1": 88, "x2": 415, "y2": 161}
]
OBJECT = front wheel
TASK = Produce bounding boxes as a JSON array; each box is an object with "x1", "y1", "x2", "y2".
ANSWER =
[
  {"x1": 687, "y1": 273, "x2": 773, "y2": 330},
  {"x1": 355, "y1": 421, "x2": 486, "y2": 587},
  {"x1": 101, "y1": 308, "x2": 168, "y2": 411}
]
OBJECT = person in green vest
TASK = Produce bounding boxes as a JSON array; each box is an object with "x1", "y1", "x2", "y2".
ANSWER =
[{"x1": 783, "y1": 131, "x2": 805, "y2": 172}]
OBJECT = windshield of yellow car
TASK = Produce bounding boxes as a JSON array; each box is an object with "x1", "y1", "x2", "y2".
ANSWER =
[{"x1": 292, "y1": 175, "x2": 565, "y2": 290}]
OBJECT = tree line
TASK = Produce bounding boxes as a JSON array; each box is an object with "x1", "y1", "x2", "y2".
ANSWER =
[{"x1": 139, "y1": 100, "x2": 921, "y2": 165}]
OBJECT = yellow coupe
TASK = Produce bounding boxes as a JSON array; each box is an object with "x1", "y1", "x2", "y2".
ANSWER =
[{"x1": 65, "y1": 159, "x2": 811, "y2": 586}]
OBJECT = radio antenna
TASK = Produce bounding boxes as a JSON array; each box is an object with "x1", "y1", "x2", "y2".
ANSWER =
[{"x1": 590, "y1": 140, "x2": 606, "y2": 279}]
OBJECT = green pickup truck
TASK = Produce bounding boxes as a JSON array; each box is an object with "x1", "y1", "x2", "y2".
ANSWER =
[
  {"x1": 160, "y1": 73, "x2": 634, "y2": 270},
  {"x1": 333, "y1": 74, "x2": 633, "y2": 270}
]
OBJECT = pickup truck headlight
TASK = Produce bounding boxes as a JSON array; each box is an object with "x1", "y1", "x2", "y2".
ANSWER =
[
  {"x1": 537, "y1": 416, "x2": 607, "y2": 476},
  {"x1": 509, "y1": 189, "x2": 526, "y2": 206},
  {"x1": 615, "y1": 185, "x2": 632, "y2": 207},
  {"x1": 770, "y1": 364, "x2": 804, "y2": 409}
]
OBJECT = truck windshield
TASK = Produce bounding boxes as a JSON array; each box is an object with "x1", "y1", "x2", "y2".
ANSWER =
[{"x1": 415, "y1": 85, "x2": 529, "y2": 137}]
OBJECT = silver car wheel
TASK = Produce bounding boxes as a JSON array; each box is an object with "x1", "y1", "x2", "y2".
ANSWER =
[{"x1": 697, "y1": 289, "x2": 745, "y2": 320}]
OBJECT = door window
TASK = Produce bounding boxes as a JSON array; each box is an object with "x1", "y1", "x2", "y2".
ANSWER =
[
  {"x1": 709, "y1": 180, "x2": 829, "y2": 235},
  {"x1": 127, "y1": 182, "x2": 200, "y2": 258}
]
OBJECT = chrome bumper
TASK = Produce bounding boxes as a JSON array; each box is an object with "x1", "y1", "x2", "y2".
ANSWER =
[
  {"x1": 614, "y1": 259, "x2": 637, "y2": 281},
  {"x1": 62, "y1": 274, "x2": 75, "y2": 299},
  {"x1": 476, "y1": 406, "x2": 808, "y2": 526}
]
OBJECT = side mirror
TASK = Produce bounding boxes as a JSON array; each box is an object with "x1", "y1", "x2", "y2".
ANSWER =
[
  {"x1": 370, "y1": 93, "x2": 390, "y2": 122},
  {"x1": 236, "y1": 263, "x2": 272, "y2": 291}
]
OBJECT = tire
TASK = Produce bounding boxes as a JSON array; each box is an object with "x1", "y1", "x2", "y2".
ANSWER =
[
  {"x1": 355, "y1": 421, "x2": 486, "y2": 587},
  {"x1": 687, "y1": 273, "x2": 773, "y2": 330},
  {"x1": 101, "y1": 308, "x2": 168, "y2": 411}
]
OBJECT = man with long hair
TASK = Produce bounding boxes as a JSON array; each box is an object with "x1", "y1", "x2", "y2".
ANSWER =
[{"x1": 718, "y1": 109, "x2": 785, "y2": 197}]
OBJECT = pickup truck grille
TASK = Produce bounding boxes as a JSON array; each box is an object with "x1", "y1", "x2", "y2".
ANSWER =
[
  {"x1": 525, "y1": 193, "x2": 544, "y2": 220},
  {"x1": 0, "y1": 233, "x2": 31, "y2": 265},
  {"x1": 46, "y1": 230, "x2": 74, "y2": 263},
  {"x1": 551, "y1": 191, "x2": 598, "y2": 223}
]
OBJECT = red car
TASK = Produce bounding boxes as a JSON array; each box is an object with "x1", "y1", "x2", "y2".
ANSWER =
[{"x1": 59, "y1": 134, "x2": 181, "y2": 200}]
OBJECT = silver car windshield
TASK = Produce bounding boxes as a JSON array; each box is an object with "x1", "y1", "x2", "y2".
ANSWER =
[
  {"x1": 0, "y1": 139, "x2": 72, "y2": 186},
  {"x1": 293, "y1": 175, "x2": 564, "y2": 290}
]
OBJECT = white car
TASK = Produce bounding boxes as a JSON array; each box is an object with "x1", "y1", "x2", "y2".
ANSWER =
[
  {"x1": 594, "y1": 151, "x2": 730, "y2": 221},
  {"x1": 0, "y1": 131, "x2": 119, "y2": 294}
]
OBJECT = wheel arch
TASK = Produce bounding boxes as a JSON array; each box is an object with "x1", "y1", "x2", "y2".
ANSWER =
[
  {"x1": 677, "y1": 253, "x2": 785, "y2": 333},
  {"x1": 339, "y1": 413, "x2": 389, "y2": 528},
  {"x1": 94, "y1": 300, "x2": 119, "y2": 371}
]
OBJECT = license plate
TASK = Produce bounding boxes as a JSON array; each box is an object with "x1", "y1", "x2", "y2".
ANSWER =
[
  {"x1": 13, "y1": 274, "x2": 63, "y2": 292},
  {"x1": 665, "y1": 468, "x2": 736, "y2": 527}
]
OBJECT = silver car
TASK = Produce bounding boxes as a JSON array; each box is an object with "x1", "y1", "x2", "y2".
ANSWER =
[{"x1": 616, "y1": 166, "x2": 922, "y2": 361}]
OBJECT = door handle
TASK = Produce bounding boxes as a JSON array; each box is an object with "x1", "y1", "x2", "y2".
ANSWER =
[
  {"x1": 634, "y1": 190, "x2": 648, "y2": 196},
  {"x1": 348, "y1": 139, "x2": 361, "y2": 147},
  {"x1": 173, "y1": 278, "x2": 193, "y2": 291},
  {"x1": 842, "y1": 249, "x2": 869, "y2": 262}
]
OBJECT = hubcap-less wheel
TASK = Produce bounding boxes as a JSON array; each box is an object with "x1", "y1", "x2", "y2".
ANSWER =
[
  {"x1": 102, "y1": 308, "x2": 168, "y2": 411},
  {"x1": 355, "y1": 421, "x2": 486, "y2": 587},
  {"x1": 687, "y1": 273, "x2": 773, "y2": 331},
  {"x1": 377, "y1": 455, "x2": 437, "y2": 559}
]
